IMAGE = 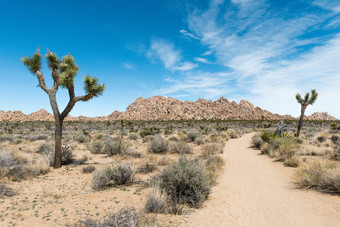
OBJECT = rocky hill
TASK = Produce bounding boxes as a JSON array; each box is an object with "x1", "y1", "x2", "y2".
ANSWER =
[{"x1": 0, "y1": 96, "x2": 337, "y2": 121}]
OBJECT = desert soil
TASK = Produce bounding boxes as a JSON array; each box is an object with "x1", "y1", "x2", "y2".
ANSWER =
[{"x1": 180, "y1": 133, "x2": 340, "y2": 227}]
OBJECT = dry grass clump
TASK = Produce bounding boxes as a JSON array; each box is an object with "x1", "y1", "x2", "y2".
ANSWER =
[
  {"x1": 147, "y1": 135, "x2": 168, "y2": 154},
  {"x1": 92, "y1": 163, "x2": 135, "y2": 191},
  {"x1": 128, "y1": 132, "x2": 139, "y2": 140},
  {"x1": 187, "y1": 131, "x2": 199, "y2": 142},
  {"x1": 296, "y1": 160, "x2": 340, "y2": 192},
  {"x1": 82, "y1": 165, "x2": 96, "y2": 173},
  {"x1": 0, "y1": 184, "x2": 17, "y2": 198},
  {"x1": 0, "y1": 149, "x2": 50, "y2": 181},
  {"x1": 138, "y1": 162, "x2": 157, "y2": 174},
  {"x1": 70, "y1": 207, "x2": 157, "y2": 227},
  {"x1": 159, "y1": 156, "x2": 212, "y2": 209},
  {"x1": 227, "y1": 129, "x2": 239, "y2": 139},
  {"x1": 88, "y1": 141, "x2": 104, "y2": 154},
  {"x1": 201, "y1": 142, "x2": 223, "y2": 158},
  {"x1": 144, "y1": 188, "x2": 166, "y2": 214},
  {"x1": 168, "y1": 141, "x2": 192, "y2": 154},
  {"x1": 251, "y1": 134, "x2": 262, "y2": 149},
  {"x1": 204, "y1": 155, "x2": 225, "y2": 184}
]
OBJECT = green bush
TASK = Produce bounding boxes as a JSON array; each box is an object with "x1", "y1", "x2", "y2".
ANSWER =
[{"x1": 159, "y1": 156, "x2": 211, "y2": 208}]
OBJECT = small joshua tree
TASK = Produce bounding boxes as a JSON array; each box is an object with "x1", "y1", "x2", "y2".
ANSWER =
[
  {"x1": 295, "y1": 89, "x2": 318, "y2": 137},
  {"x1": 22, "y1": 48, "x2": 105, "y2": 168}
]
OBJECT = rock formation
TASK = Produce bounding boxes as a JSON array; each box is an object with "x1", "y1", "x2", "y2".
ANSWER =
[{"x1": 0, "y1": 96, "x2": 337, "y2": 121}]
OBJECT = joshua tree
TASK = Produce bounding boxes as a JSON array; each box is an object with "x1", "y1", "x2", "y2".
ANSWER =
[
  {"x1": 295, "y1": 89, "x2": 318, "y2": 137},
  {"x1": 22, "y1": 48, "x2": 105, "y2": 168}
]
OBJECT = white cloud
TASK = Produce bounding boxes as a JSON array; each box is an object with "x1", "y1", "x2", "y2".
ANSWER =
[
  {"x1": 194, "y1": 57, "x2": 212, "y2": 64},
  {"x1": 179, "y1": 29, "x2": 199, "y2": 40},
  {"x1": 172, "y1": 62, "x2": 198, "y2": 71},
  {"x1": 157, "y1": 0, "x2": 340, "y2": 118},
  {"x1": 122, "y1": 62, "x2": 136, "y2": 70},
  {"x1": 146, "y1": 39, "x2": 198, "y2": 72},
  {"x1": 313, "y1": 0, "x2": 340, "y2": 13}
]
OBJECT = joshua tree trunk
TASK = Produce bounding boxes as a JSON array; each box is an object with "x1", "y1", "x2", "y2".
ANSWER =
[
  {"x1": 297, "y1": 106, "x2": 306, "y2": 138},
  {"x1": 54, "y1": 119, "x2": 63, "y2": 168}
]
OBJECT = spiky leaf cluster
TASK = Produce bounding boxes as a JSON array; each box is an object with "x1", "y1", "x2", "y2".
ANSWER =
[
  {"x1": 84, "y1": 75, "x2": 105, "y2": 97},
  {"x1": 59, "y1": 55, "x2": 79, "y2": 88},
  {"x1": 296, "y1": 89, "x2": 318, "y2": 107},
  {"x1": 46, "y1": 52, "x2": 60, "y2": 71},
  {"x1": 21, "y1": 53, "x2": 42, "y2": 74}
]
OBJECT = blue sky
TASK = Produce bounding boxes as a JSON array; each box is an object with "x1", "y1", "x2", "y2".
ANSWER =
[{"x1": 0, "y1": 0, "x2": 340, "y2": 118}]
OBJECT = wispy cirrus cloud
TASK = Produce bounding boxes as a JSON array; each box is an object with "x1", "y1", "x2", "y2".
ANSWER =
[
  {"x1": 146, "y1": 39, "x2": 198, "y2": 71},
  {"x1": 155, "y1": 0, "x2": 340, "y2": 117}
]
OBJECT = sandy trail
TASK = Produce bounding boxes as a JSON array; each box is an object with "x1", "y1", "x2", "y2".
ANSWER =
[{"x1": 180, "y1": 133, "x2": 340, "y2": 227}]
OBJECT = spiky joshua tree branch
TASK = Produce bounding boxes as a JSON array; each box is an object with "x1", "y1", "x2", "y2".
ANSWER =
[
  {"x1": 22, "y1": 48, "x2": 105, "y2": 168},
  {"x1": 295, "y1": 89, "x2": 318, "y2": 137}
]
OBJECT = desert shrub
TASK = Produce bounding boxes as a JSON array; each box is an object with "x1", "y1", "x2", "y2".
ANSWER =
[
  {"x1": 147, "y1": 136, "x2": 168, "y2": 154},
  {"x1": 284, "y1": 155, "x2": 300, "y2": 167},
  {"x1": 91, "y1": 168, "x2": 110, "y2": 191},
  {"x1": 274, "y1": 137, "x2": 299, "y2": 160},
  {"x1": 296, "y1": 161, "x2": 340, "y2": 192},
  {"x1": 187, "y1": 131, "x2": 199, "y2": 142},
  {"x1": 144, "y1": 189, "x2": 165, "y2": 214},
  {"x1": 159, "y1": 156, "x2": 211, "y2": 208},
  {"x1": 109, "y1": 163, "x2": 135, "y2": 185},
  {"x1": 251, "y1": 134, "x2": 262, "y2": 149},
  {"x1": 89, "y1": 141, "x2": 104, "y2": 154},
  {"x1": 32, "y1": 156, "x2": 50, "y2": 175},
  {"x1": 168, "y1": 136, "x2": 179, "y2": 142},
  {"x1": 201, "y1": 142, "x2": 223, "y2": 158},
  {"x1": 227, "y1": 130, "x2": 239, "y2": 139},
  {"x1": 7, "y1": 165, "x2": 34, "y2": 181},
  {"x1": 77, "y1": 155, "x2": 89, "y2": 165},
  {"x1": 177, "y1": 131, "x2": 188, "y2": 141},
  {"x1": 204, "y1": 155, "x2": 225, "y2": 184},
  {"x1": 0, "y1": 184, "x2": 17, "y2": 198},
  {"x1": 169, "y1": 141, "x2": 192, "y2": 154},
  {"x1": 103, "y1": 139, "x2": 128, "y2": 156},
  {"x1": 37, "y1": 143, "x2": 54, "y2": 163},
  {"x1": 260, "y1": 142, "x2": 270, "y2": 155},
  {"x1": 27, "y1": 134, "x2": 48, "y2": 141},
  {"x1": 92, "y1": 163, "x2": 135, "y2": 190},
  {"x1": 70, "y1": 207, "x2": 157, "y2": 227},
  {"x1": 128, "y1": 133, "x2": 139, "y2": 140},
  {"x1": 125, "y1": 147, "x2": 142, "y2": 158},
  {"x1": 317, "y1": 135, "x2": 327, "y2": 143},
  {"x1": 195, "y1": 136, "x2": 205, "y2": 145},
  {"x1": 74, "y1": 133, "x2": 88, "y2": 143},
  {"x1": 138, "y1": 162, "x2": 157, "y2": 174},
  {"x1": 330, "y1": 146, "x2": 340, "y2": 161},
  {"x1": 82, "y1": 166, "x2": 96, "y2": 173},
  {"x1": 331, "y1": 135, "x2": 340, "y2": 145},
  {"x1": 95, "y1": 133, "x2": 104, "y2": 140}
]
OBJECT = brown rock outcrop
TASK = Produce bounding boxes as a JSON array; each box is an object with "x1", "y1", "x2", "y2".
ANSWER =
[{"x1": 0, "y1": 96, "x2": 337, "y2": 121}]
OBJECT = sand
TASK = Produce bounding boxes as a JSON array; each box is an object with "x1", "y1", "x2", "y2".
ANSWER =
[{"x1": 180, "y1": 133, "x2": 340, "y2": 227}]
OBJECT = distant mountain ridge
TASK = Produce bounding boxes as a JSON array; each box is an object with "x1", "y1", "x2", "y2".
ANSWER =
[{"x1": 0, "y1": 96, "x2": 337, "y2": 121}]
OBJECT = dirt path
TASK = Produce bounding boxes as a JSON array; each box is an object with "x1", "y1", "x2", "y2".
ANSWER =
[{"x1": 180, "y1": 133, "x2": 340, "y2": 227}]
